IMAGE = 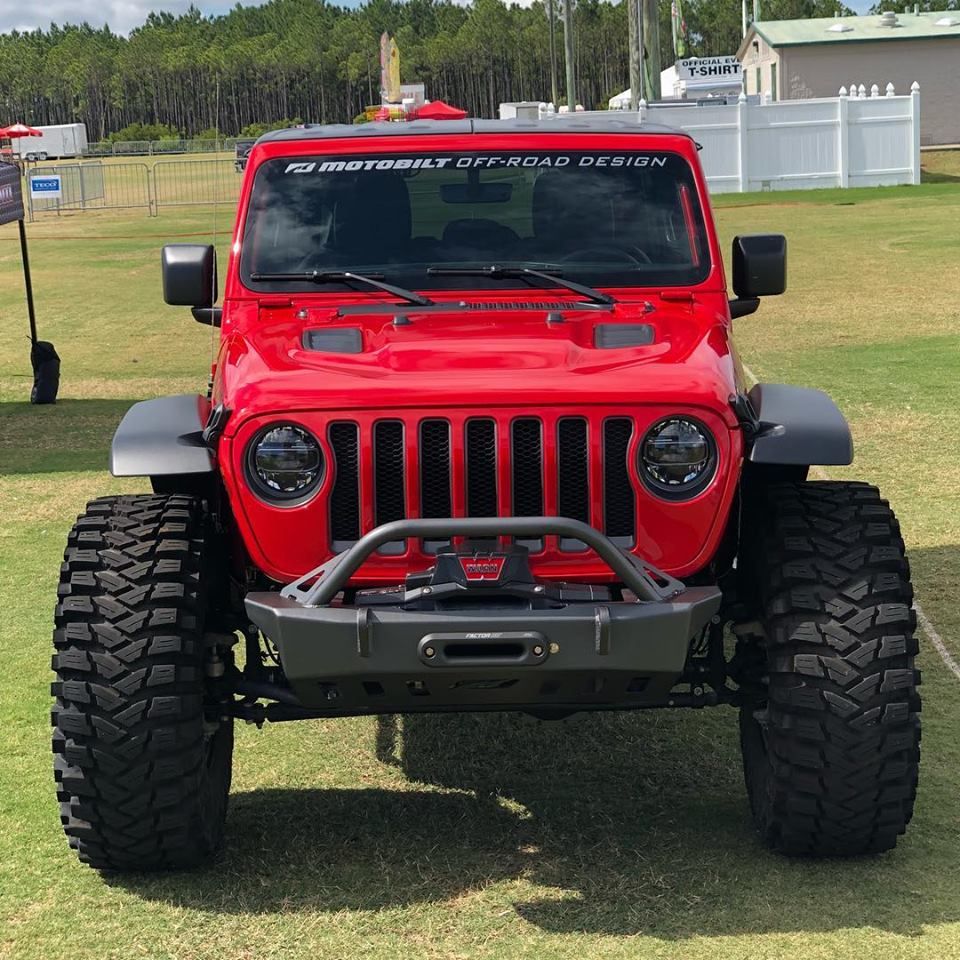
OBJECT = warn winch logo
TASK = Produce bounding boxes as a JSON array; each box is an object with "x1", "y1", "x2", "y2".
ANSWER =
[{"x1": 458, "y1": 556, "x2": 507, "y2": 582}]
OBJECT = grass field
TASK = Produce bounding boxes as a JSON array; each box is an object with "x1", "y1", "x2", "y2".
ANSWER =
[{"x1": 2, "y1": 175, "x2": 960, "y2": 960}]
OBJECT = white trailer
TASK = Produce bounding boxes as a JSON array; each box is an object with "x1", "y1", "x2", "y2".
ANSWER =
[{"x1": 16, "y1": 124, "x2": 88, "y2": 161}]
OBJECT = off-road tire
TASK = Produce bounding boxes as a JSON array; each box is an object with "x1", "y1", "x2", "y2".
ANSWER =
[
  {"x1": 739, "y1": 481, "x2": 920, "y2": 856},
  {"x1": 52, "y1": 494, "x2": 233, "y2": 870}
]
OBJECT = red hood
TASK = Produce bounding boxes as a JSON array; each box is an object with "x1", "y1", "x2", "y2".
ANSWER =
[{"x1": 215, "y1": 293, "x2": 739, "y2": 435}]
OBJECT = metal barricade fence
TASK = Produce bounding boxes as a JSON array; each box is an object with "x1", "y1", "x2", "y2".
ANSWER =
[
  {"x1": 27, "y1": 163, "x2": 105, "y2": 212},
  {"x1": 87, "y1": 138, "x2": 242, "y2": 157},
  {"x1": 23, "y1": 157, "x2": 241, "y2": 218},
  {"x1": 26, "y1": 162, "x2": 152, "y2": 217},
  {"x1": 153, "y1": 158, "x2": 241, "y2": 210}
]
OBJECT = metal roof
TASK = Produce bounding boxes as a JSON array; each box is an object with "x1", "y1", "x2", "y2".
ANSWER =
[
  {"x1": 738, "y1": 10, "x2": 960, "y2": 53},
  {"x1": 258, "y1": 117, "x2": 691, "y2": 144}
]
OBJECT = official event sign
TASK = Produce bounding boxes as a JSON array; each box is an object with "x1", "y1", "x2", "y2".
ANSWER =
[
  {"x1": 676, "y1": 56, "x2": 742, "y2": 82},
  {"x1": 30, "y1": 175, "x2": 62, "y2": 200},
  {"x1": 0, "y1": 162, "x2": 25, "y2": 225}
]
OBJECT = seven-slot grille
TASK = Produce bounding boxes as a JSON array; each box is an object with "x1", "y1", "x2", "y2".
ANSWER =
[{"x1": 328, "y1": 414, "x2": 636, "y2": 551}]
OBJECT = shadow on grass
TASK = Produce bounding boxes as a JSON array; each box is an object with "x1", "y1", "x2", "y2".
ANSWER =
[
  {"x1": 921, "y1": 168, "x2": 960, "y2": 185},
  {"x1": 0, "y1": 398, "x2": 137, "y2": 475},
  {"x1": 107, "y1": 686, "x2": 960, "y2": 938}
]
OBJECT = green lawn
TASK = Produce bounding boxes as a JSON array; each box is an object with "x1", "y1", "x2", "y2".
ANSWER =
[{"x1": 2, "y1": 181, "x2": 960, "y2": 960}]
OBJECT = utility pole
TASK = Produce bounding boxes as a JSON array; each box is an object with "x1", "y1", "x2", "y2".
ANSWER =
[
  {"x1": 628, "y1": 0, "x2": 640, "y2": 109},
  {"x1": 562, "y1": 0, "x2": 576, "y2": 109},
  {"x1": 547, "y1": 0, "x2": 559, "y2": 107},
  {"x1": 642, "y1": 0, "x2": 661, "y2": 101},
  {"x1": 637, "y1": 0, "x2": 645, "y2": 102}
]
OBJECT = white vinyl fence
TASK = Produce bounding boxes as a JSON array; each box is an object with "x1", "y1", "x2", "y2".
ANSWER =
[{"x1": 542, "y1": 83, "x2": 921, "y2": 193}]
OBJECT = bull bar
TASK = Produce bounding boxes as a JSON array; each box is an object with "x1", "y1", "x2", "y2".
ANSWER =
[{"x1": 243, "y1": 517, "x2": 723, "y2": 714}]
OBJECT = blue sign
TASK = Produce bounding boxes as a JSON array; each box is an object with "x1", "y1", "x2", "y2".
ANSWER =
[{"x1": 30, "y1": 176, "x2": 62, "y2": 199}]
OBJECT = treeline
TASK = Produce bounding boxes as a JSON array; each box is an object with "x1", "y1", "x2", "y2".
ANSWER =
[{"x1": 0, "y1": 0, "x2": 848, "y2": 140}]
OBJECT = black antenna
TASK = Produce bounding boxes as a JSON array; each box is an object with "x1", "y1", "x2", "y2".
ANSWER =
[{"x1": 209, "y1": 76, "x2": 222, "y2": 377}]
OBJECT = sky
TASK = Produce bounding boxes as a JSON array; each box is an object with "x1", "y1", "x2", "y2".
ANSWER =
[
  {"x1": 0, "y1": 0, "x2": 250, "y2": 35},
  {"x1": 0, "y1": 0, "x2": 873, "y2": 36}
]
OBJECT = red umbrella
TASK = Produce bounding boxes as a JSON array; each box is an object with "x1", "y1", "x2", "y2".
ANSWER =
[
  {"x1": 0, "y1": 123, "x2": 42, "y2": 138},
  {"x1": 415, "y1": 100, "x2": 467, "y2": 120}
]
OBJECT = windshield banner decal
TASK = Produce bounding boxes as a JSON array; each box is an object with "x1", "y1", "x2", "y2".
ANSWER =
[{"x1": 284, "y1": 155, "x2": 669, "y2": 174}]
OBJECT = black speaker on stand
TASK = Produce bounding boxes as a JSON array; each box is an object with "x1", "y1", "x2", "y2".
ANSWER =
[{"x1": 1, "y1": 161, "x2": 59, "y2": 404}]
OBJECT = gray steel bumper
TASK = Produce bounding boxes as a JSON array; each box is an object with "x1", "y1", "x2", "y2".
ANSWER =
[
  {"x1": 245, "y1": 586, "x2": 722, "y2": 711},
  {"x1": 243, "y1": 515, "x2": 722, "y2": 714}
]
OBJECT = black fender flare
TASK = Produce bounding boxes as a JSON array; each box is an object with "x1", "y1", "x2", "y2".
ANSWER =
[
  {"x1": 745, "y1": 383, "x2": 853, "y2": 466},
  {"x1": 110, "y1": 394, "x2": 215, "y2": 477}
]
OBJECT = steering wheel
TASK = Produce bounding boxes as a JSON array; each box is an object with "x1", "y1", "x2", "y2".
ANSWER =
[{"x1": 558, "y1": 245, "x2": 651, "y2": 265}]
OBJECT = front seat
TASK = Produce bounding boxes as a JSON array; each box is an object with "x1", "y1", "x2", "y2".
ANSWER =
[
  {"x1": 330, "y1": 172, "x2": 413, "y2": 267},
  {"x1": 529, "y1": 168, "x2": 618, "y2": 258}
]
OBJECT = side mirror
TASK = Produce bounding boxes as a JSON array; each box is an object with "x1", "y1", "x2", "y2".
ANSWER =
[
  {"x1": 162, "y1": 244, "x2": 217, "y2": 308},
  {"x1": 732, "y1": 234, "x2": 787, "y2": 299}
]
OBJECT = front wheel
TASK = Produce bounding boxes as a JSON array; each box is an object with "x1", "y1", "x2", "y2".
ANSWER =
[
  {"x1": 52, "y1": 494, "x2": 233, "y2": 870},
  {"x1": 738, "y1": 481, "x2": 921, "y2": 856}
]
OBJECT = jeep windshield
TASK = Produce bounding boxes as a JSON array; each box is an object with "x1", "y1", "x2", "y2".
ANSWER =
[{"x1": 240, "y1": 150, "x2": 711, "y2": 294}]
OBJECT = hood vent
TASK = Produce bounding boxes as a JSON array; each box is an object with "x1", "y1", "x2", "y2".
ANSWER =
[
  {"x1": 339, "y1": 300, "x2": 609, "y2": 316},
  {"x1": 303, "y1": 328, "x2": 363, "y2": 353},
  {"x1": 595, "y1": 323, "x2": 655, "y2": 348},
  {"x1": 466, "y1": 301, "x2": 576, "y2": 311}
]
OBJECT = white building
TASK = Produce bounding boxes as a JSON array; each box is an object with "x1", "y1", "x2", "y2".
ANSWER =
[{"x1": 738, "y1": 9, "x2": 960, "y2": 145}]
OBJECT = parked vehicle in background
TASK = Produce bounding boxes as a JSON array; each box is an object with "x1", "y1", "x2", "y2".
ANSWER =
[
  {"x1": 16, "y1": 124, "x2": 88, "y2": 161},
  {"x1": 235, "y1": 138, "x2": 256, "y2": 172},
  {"x1": 51, "y1": 118, "x2": 921, "y2": 871}
]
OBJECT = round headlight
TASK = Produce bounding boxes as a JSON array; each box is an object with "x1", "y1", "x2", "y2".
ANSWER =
[
  {"x1": 640, "y1": 418, "x2": 716, "y2": 499},
  {"x1": 247, "y1": 424, "x2": 323, "y2": 502}
]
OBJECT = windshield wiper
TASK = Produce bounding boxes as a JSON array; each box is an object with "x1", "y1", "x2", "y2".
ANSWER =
[
  {"x1": 249, "y1": 270, "x2": 434, "y2": 307},
  {"x1": 426, "y1": 264, "x2": 615, "y2": 306}
]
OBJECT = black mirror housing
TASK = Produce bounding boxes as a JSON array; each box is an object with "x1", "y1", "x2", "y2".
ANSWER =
[
  {"x1": 729, "y1": 297, "x2": 760, "y2": 320},
  {"x1": 732, "y1": 234, "x2": 787, "y2": 299},
  {"x1": 162, "y1": 244, "x2": 217, "y2": 307},
  {"x1": 192, "y1": 307, "x2": 223, "y2": 327}
]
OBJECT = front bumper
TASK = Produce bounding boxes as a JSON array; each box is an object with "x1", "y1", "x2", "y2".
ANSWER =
[{"x1": 244, "y1": 517, "x2": 722, "y2": 714}]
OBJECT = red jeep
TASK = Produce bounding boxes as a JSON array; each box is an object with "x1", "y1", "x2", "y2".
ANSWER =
[{"x1": 52, "y1": 119, "x2": 920, "y2": 870}]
